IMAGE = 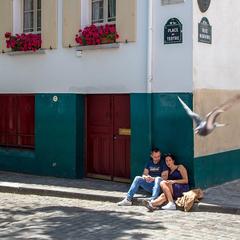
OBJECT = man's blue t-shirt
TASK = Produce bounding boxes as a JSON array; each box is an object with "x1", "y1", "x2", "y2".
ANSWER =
[{"x1": 144, "y1": 159, "x2": 168, "y2": 177}]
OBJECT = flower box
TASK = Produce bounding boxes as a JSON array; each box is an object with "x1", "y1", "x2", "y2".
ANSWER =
[
  {"x1": 5, "y1": 32, "x2": 42, "y2": 52},
  {"x1": 100, "y1": 37, "x2": 115, "y2": 44},
  {"x1": 75, "y1": 24, "x2": 119, "y2": 46},
  {"x1": 6, "y1": 49, "x2": 45, "y2": 56},
  {"x1": 76, "y1": 42, "x2": 119, "y2": 52}
]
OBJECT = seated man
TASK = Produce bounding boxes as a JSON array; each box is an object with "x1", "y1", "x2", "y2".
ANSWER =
[
  {"x1": 117, "y1": 148, "x2": 168, "y2": 206},
  {"x1": 143, "y1": 153, "x2": 189, "y2": 211}
]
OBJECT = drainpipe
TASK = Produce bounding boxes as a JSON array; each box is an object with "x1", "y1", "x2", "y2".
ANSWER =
[
  {"x1": 147, "y1": 0, "x2": 153, "y2": 149},
  {"x1": 147, "y1": 0, "x2": 153, "y2": 94}
]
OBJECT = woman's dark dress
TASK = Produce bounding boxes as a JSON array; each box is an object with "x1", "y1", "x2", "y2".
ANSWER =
[{"x1": 168, "y1": 167, "x2": 189, "y2": 199}]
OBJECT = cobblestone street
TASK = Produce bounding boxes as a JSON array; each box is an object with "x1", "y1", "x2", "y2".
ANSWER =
[{"x1": 0, "y1": 193, "x2": 239, "y2": 240}]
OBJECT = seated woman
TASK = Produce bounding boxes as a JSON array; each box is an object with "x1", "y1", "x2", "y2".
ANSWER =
[{"x1": 144, "y1": 153, "x2": 189, "y2": 211}]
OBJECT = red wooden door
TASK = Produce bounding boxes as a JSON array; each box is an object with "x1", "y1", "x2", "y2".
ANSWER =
[
  {"x1": 87, "y1": 95, "x2": 113, "y2": 178},
  {"x1": 86, "y1": 94, "x2": 130, "y2": 181},
  {"x1": 112, "y1": 95, "x2": 131, "y2": 181}
]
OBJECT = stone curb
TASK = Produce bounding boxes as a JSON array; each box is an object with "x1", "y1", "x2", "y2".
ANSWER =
[
  {"x1": 192, "y1": 202, "x2": 240, "y2": 215},
  {"x1": 0, "y1": 184, "x2": 123, "y2": 203},
  {"x1": 0, "y1": 183, "x2": 239, "y2": 215},
  {"x1": 0, "y1": 183, "x2": 150, "y2": 206}
]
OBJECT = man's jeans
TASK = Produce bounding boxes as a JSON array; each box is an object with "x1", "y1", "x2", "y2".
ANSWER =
[{"x1": 127, "y1": 176, "x2": 163, "y2": 201}]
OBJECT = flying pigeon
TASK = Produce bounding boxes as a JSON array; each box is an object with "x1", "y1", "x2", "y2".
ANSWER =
[{"x1": 178, "y1": 94, "x2": 240, "y2": 136}]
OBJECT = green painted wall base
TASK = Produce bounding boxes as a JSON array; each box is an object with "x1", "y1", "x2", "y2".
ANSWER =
[
  {"x1": 130, "y1": 93, "x2": 194, "y2": 186},
  {"x1": 0, "y1": 92, "x2": 238, "y2": 189},
  {"x1": 0, "y1": 94, "x2": 84, "y2": 179},
  {"x1": 151, "y1": 93, "x2": 194, "y2": 186},
  {"x1": 194, "y1": 149, "x2": 240, "y2": 189},
  {"x1": 0, "y1": 148, "x2": 37, "y2": 174},
  {"x1": 35, "y1": 94, "x2": 84, "y2": 178},
  {"x1": 130, "y1": 94, "x2": 152, "y2": 178}
]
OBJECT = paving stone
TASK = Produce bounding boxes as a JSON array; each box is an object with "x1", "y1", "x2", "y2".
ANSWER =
[
  {"x1": 0, "y1": 193, "x2": 239, "y2": 240},
  {"x1": 0, "y1": 171, "x2": 240, "y2": 214}
]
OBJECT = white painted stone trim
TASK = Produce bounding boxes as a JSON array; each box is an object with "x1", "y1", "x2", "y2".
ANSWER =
[
  {"x1": 6, "y1": 49, "x2": 46, "y2": 56},
  {"x1": 76, "y1": 42, "x2": 119, "y2": 51},
  {"x1": 161, "y1": 0, "x2": 185, "y2": 5}
]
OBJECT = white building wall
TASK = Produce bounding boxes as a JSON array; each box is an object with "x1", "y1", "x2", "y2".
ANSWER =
[
  {"x1": 193, "y1": 0, "x2": 240, "y2": 157},
  {"x1": 0, "y1": 0, "x2": 193, "y2": 93},
  {"x1": 152, "y1": 0, "x2": 193, "y2": 93},
  {"x1": 193, "y1": 0, "x2": 240, "y2": 90}
]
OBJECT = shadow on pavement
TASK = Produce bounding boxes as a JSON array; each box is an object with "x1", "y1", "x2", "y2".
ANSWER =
[{"x1": 0, "y1": 205, "x2": 166, "y2": 239}]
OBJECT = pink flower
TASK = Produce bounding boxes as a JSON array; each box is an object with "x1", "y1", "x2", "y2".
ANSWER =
[
  {"x1": 75, "y1": 24, "x2": 119, "y2": 46},
  {"x1": 5, "y1": 32, "x2": 41, "y2": 51},
  {"x1": 5, "y1": 32, "x2": 11, "y2": 38}
]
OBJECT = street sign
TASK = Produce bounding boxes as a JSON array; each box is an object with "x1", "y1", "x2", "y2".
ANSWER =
[
  {"x1": 197, "y1": 0, "x2": 211, "y2": 13},
  {"x1": 164, "y1": 18, "x2": 183, "y2": 44},
  {"x1": 198, "y1": 17, "x2": 212, "y2": 44}
]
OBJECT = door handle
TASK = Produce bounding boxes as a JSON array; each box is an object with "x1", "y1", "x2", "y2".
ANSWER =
[{"x1": 113, "y1": 135, "x2": 117, "y2": 140}]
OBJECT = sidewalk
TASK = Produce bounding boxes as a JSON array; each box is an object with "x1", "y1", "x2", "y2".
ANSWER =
[
  {"x1": 193, "y1": 179, "x2": 240, "y2": 214},
  {"x1": 0, "y1": 171, "x2": 239, "y2": 214}
]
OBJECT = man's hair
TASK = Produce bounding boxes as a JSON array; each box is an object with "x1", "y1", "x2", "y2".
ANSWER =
[{"x1": 151, "y1": 147, "x2": 160, "y2": 153}]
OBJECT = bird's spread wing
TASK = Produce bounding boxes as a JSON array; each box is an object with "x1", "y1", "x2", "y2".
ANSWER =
[
  {"x1": 178, "y1": 96, "x2": 202, "y2": 126},
  {"x1": 206, "y1": 94, "x2": 240, "y2": 128}
]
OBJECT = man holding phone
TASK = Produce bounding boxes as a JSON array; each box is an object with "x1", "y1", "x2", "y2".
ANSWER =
[{"x1": 117, "y1": 148, "x2": 168, "y2": 206}]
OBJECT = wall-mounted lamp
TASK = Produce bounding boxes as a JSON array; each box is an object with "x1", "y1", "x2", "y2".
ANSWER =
[{"x1": 76, "y1": 50, "x2": 83, "y2": 57}]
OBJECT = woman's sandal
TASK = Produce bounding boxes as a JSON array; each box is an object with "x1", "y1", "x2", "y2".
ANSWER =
[{"x1": 143, "y1": 199, "x2": 157, "y2": 212}]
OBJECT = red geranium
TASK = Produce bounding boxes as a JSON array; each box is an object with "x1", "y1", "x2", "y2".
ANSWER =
[
  {"x1": 5, "y1": 32, "x2": 42, "y2": 52},
  {"x1": 75, "y1": 24, "x2": 119, "y2": 46}
]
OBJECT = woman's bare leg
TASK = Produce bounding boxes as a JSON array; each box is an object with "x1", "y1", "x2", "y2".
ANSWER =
[
  {"x1": 160, "y1": 181, "x2": 174, "y2": 203},
  {"x1": 151, "y1": 193, "x2": 167, "y2": 207}
]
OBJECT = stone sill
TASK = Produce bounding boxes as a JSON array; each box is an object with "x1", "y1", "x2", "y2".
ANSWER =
[
  {"x1": 76, "y1": 42, "x2": 120, "y2": 51},
  {"x1": 6, "y1": 49, "x2": 45, "y2": 56}
]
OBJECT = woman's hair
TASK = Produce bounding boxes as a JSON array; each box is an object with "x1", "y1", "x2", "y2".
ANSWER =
[{"x1": 164, "y1": 153, "x2": 176, "y2": 162}]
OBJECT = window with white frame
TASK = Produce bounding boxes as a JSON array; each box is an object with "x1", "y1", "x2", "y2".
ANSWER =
[
  {"x1": 23, "y1": 0, "x2": 41, "y2": 33},
  {"x1": 91, "y1": 0, "x2": 116, "y2": 24}
]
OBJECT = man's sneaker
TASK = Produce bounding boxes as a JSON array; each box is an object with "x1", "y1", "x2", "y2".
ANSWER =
[
  {"x1": 117, "y1": 198, "x2": 132, "y2": 206},
  {"x1": 161, "y1": 201, "x2": 176, "y2": 210}
]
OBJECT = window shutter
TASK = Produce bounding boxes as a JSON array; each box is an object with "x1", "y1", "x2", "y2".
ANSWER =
[
  {"x1": 0, "y1": 0, "x2": 13, "y2": 53},
  {"x1": 62, "y1": 0, "x2": 81, "y2": 48},
  {"x1": 116, "y1": 0, "x2": 137, "y2": 43},
  {"x1": 13, "y1": 0, "x2": 23, "y2": 34},
  {"x1": 41, "y1": 0, "x2": 58, "y2": 49}
]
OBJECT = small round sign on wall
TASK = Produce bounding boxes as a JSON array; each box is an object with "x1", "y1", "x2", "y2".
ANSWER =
[{"x1": 197, "y1": 0, "x2": 211, "y2": 13}]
